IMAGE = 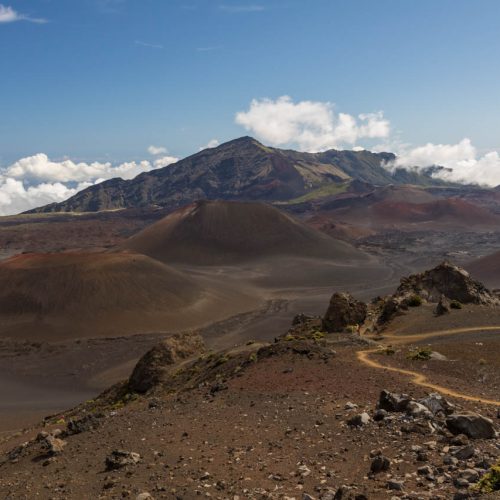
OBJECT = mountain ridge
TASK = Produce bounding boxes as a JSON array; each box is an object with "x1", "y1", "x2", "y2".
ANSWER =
[{"x1": 26, "y1": 136, "x2": 448, "y2": 214}]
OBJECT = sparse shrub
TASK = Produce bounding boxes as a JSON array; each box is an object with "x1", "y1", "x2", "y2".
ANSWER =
[
  {"x1": 248, "y1": 352, "x2": 258, "y2": 363},
  {"x1": 284, "y1": 334, "x2": 296, "y2": 341},
  {"x1": 450, "y1": 300, "x2": 462, "y2": 309},
  {"x1": 479, "y1": 358, "x2": 487, "y2": 365},
  {"x1": 407, "y1": 295, "x2": 423, "y2": 307},
  {"x1": 474, "y1": 461, "x2": 500, "y2": 493},
  {"x1": 407, "y1": 347, "x2": 433, "y2": 361},
  {"x1": 345, "y1": 324, "x2": 359, "y2": 333},
  {"x1": 379, "y1": 346, "x2": 395, "y2": 356},
  {"x1": 213, "y1": 354, "x2": 230, "y2": 367},
  {"x1": 311, "y1": 330, "x2": 326, "y2": 341}
]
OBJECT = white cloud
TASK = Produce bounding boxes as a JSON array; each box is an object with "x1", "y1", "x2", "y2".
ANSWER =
[
  {"x1": 0, "y1": 4, "x2": 47, "y2": 23},
  {"x1": 135, "y1": 40, "x2": 163, "y2": 50},
  {"x1": 235, "y1": 96, "x2": 390, "y2": 152},
  {"x1": 148, "y1": 145, "x2": 168, "y2": 155},
  {"x1": 153, "y1": 155, "x2": 178, "y2": 167},
  {"x1": 389, "y1": 138, "x2": 500, "y2": 187},
  {"x1": 0, "y1": 153, "x2": 179, "y2": 215},
  {"x1": 199, "y1": 139, "x2": 220, "y2": 151}
]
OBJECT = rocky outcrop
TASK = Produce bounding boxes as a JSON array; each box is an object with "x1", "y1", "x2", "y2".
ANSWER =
[
  {"x1": 395, "y1": 261, "x2": 498, "y2": 305},
  {"x1": 377, "y1": 262, "x2": 498, "y2": 325},
  {"x1": 322, "y1": 292, "x2": 367, "y2": 332},
  {"x1": 128, "y1": 331, "x2": 204, "y2": 393}
]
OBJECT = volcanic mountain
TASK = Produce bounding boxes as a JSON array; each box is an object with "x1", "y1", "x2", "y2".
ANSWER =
[
  {"x1": 0, "y1": 252, "x2": 248, "y2": 340},
  {"x1": 28, "y1": 136, "x2": 446, "y2": 214},
  {"x1": 119, "y1": 200, "x2": 367, "y2": 265}
]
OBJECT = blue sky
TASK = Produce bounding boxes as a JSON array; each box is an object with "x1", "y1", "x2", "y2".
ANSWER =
[{"x1": 1, "y1": 0, "x2": 500, "y2": 213}]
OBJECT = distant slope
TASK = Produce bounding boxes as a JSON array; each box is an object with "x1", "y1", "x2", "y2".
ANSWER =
[
  {"x1": 0, "y1": 252, "x2": 200, "y2": 315},
  {"x1": 120, "y1": 200, "x2": 367, "y2": 265},
  {"x1": 0, "y1": 252, "x2": 244, "y2": 340},
  {"x1": 28, "y1": 136, "x2": 445, "y2": 214},
  {"x1": 467, "y1": 250, "x2": 500, "y2": 289}
]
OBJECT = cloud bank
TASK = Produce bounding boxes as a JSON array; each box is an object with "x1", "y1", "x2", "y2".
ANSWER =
[
  {"x1": 0, "y1": 154, "x2": 178, "y2": 215},
  {"x1": 235, "y1": 96, "x2": 390, "y2": 152},
  {"x1": 236, "y1": 96, "x2": 500, "y2": 187}
]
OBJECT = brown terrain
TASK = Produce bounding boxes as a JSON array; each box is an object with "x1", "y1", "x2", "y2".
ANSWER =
[{"x1": 1, "y1": 174, "x2": 500, "y2": 498}]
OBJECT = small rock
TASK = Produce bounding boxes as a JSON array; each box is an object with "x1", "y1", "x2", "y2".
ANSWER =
[
  {"x1": 370, "y1": 454, "x2": 391, "y2": 474},
  {"x1": 136, "y1": 493, "x2": 153, "y2": 500},
  {"x1": 105, "y1": 450, "x2": 141, "y2": 470},
  {"x1": 387, "y1": 479, "x2": 404, "y2": 491},
  {"x1": 347, "y1": 412, "x2": 371, "y2": 427},
  {"x1": 373, "y1": 409, "x2": 387, "y2": 421},
  {"x1": 453, "y1": 444, "x2": 475, "y2": 461},
  {"x1": 378, "y1": 390, "x2": 411, "y2": 412}
]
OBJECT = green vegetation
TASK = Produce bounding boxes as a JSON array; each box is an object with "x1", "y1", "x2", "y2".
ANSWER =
[
  {"x1": 345, "y1": 324, "x2": 359, "y2": 334},
  {"x1": 281, "y1": 182, "x2": 349, "y2": 204},
  {"x1": 248, "y1": 352, "x2": 258, "y2": 363},
  {"x1": 407, "y1": 295, "x2": 423, "y2": 307},
  {"x1": 407, "y1": 347, "x2": 433, "y2": 361},
  {"x1": 213, "y1": 354, "x2": 230, "y2": 367},
  {"x1": 311, "y1": 330, "x2": 326, "y2": 341},
  {"x1": 284, "y1": 334, "x2": 296, "y2": 341},
  {"x1": 376, "y1": 346, "x2": 396, "y2": 356},
  {"x1": 450, "y1": 300, "x2": 462, "y2": 309},
  {"x1": 474, "y1": 461, "x2": 500, "y2": 493}
]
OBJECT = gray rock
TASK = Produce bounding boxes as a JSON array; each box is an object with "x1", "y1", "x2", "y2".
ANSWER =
[
  {"x1": 459, "y1": 469, "x2": 479, "y2": 483},
  {"x1": 347, "y1": 412, "x2": 371, "y2": 427},
  {"x1": 387, "y1": 479, "x2": 404, "y2": 491},
  {"x1": 446, "y1": 413, "x2": 496, "y2": 439},
  {"x1": 370, "y1": 454, "x2": 391, "y2": 474},
  {"x1": 378, "y1": 389, "x2": 411, "y2": 412},
  {"x1": 373, "y1": 409, "x2": 388, "y2": 421},
  {"x1": 453, "y1": 444, "x2": 476, "y2": 460},
  {"x1": 406, "y1": 401, "x2": 432, "y2": 418},
  {"x1": 419, "y1": 393, "x2": 454, "y2": 415}
]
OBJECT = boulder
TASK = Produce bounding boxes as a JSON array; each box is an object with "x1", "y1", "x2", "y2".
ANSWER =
[
  {"x1": 435, "y1": 294, "x2": 451, "y2": 315},
  {"x1": 128, "y1": 331, "x2": 204, "y2": 393},
  {"x1": 322, "y1": 292, "x2": 367, "y2": 332},
  {"x1": 446, "y1": 413, "x2": 496, "y2": 439},
  {"x1": 419, "y1": 393, "x2": 455, "y2": 415},
  {"x1": 377, "y1": 390, "x2": 411, "y2": 412}
]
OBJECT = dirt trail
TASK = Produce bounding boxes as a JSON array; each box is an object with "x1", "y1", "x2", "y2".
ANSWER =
[{"x1": 358, "y1": 326, "x2": 500, "y2": 406}]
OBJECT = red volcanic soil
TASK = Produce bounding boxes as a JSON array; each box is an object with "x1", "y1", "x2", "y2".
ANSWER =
[
  {"x1": 121, "y1": 199, "x2": 367, "y2": 265},
  {"x1": 467, "y1": 249, "x2": 500, "y2": 288},
  {"x1": 372, "y1": 198, "x2": 500, "y2": 225}
]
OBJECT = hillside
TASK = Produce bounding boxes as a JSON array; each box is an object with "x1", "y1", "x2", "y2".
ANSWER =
[
  {"x1": 120, "y1": 200, "x2": 367, "y2": 265},
  {"x1": 0, "y1": 252, "x2": 257, "y2": 341},
  {"x1": 468, "y1": 249, "x2": 500, "y2": 289},
  {"x1": 27, "y1": 137, "x2": 445, "y2": 214}
]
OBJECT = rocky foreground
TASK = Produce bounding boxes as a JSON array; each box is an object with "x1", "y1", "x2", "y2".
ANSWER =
[{"x1": 0, "y1": 263, "x2": 499, "y2": 499}]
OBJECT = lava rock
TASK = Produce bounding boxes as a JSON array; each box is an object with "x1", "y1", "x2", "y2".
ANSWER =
[{"x1": 446, "y1": 413, "x2": 496, "y2": 439}]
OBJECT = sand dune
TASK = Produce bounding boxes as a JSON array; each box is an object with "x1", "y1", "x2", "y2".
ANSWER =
[{"x1": 121, "y1": 200, "x2": 368, "y2": 265}]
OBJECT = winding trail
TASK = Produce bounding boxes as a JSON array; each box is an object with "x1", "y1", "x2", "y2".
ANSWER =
[{"x1": 357, "y1": 326, "x2": 500, "y2": 406}]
